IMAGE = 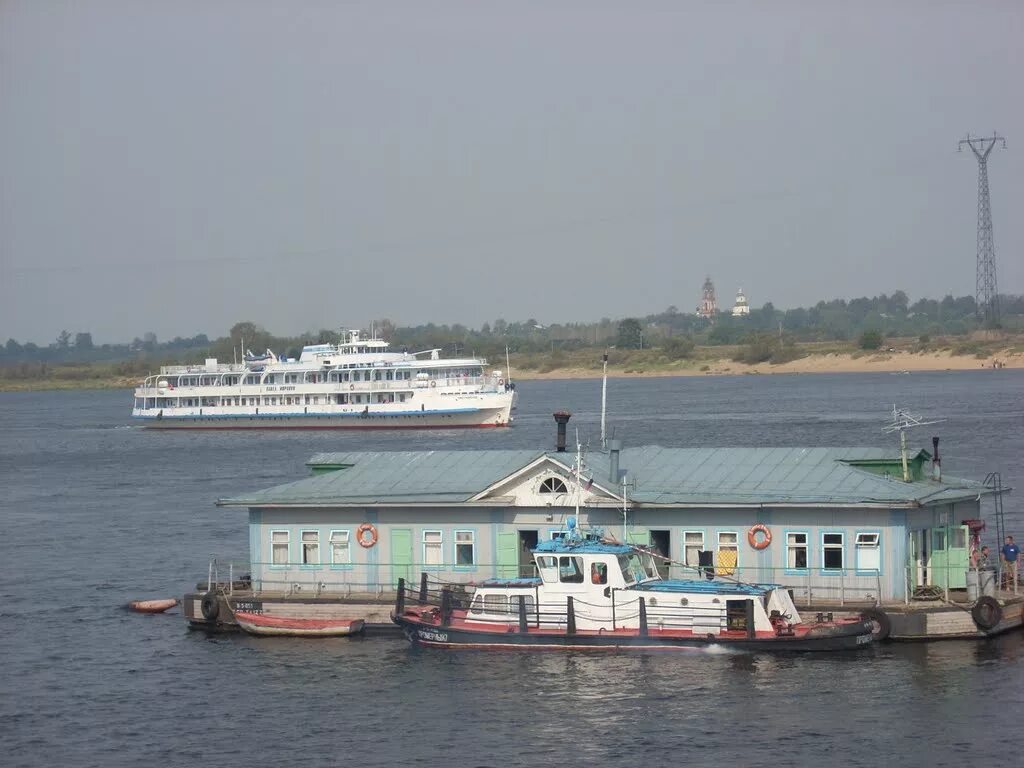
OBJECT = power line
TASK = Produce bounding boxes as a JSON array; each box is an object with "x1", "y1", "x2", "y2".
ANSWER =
[{"x1": 958, "y1": 133, "x2": 1006, "y2": 328}]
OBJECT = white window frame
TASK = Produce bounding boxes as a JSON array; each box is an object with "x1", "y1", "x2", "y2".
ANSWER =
[
  {"x1": 270, "y1": 530, "x2": 289, "y2": 567},
  {"x1": 423, "y1": 530, "x2": 443, "y2": 567},
  {"x1": 454, "y1": 530, "x2": 476, "y2": 568},
  {"x1": 855, "y1": 532, "x2": 881, "y2": 574},
  {"x1": 683, "y1": 531, "x2": 704, "y2": 568},
  {"x1": 786, "y1": 531, "x2": 809, "y2": 572},
  {"x1": 301, "y1": 530, "x2": 320, "y2": 566},
  {"x1": 822, "y1": 532, "x2": 845, "y2": 572},
  {"x1": 538, "y1": 477, "x2": 568, "y2": 494},
  {"x1": 329, "y1": 530, "x2": 351, "y2": 566}
]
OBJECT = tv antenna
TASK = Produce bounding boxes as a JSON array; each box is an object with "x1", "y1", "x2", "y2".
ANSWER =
[{"x1": 882, "y1": 405, "x2": 944, "y2": 482}]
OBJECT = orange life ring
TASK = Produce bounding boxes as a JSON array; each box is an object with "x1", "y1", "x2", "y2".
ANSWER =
[
  {"x1": 747, "y1": 524, "x2": 772, "y2": 550},
  {"x1": 357, "y1": 522, "x2": 378, "y2": 548}
]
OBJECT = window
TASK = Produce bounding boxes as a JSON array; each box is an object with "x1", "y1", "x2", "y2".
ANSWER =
[
  {"x1": 271, "y1": 531, "x2": 289, "y2": 565},
  {"x1": 590, "y1": 562, "x2": 608, "y2": 585},
  {"x1": 932, "y1": 529, "x2": 946, "y2": 551},
  {"x1": 683, "y1": 531, "x2": 704, "y2": 567},
  {"x1": 822, "y1": 533, "x2": 845, "y2": 570},
  {"x1": 301, "y1": 530, "x2": 320, "y2": 565},
  {"x1": 787, "y1": 532, "x2": 808, "y2": 570},
  {"x1": 539, "y1": 477, "x2": 568, "y2": 494},
  {"x1": 717, "y1": 532, "x2": 738, "y2": 575},
  {"x1": 330, "y1": 530, "x2": 351, "y2": 565},
  {"x1": 559, "y1": 556, "x2": 584, "y2": 583},
  {"x1": 537, "y1": 555, "x2": 558, "y2": 583},
  {"x1": 455, "y1": 530, "x2": 476, "y2": 566},
  {"x1": 856, "y1": 532, "x2": 881, "y2": 573},
  {"x1": 483, "y1": 594, "x2": 508, "y2": 614},
  {"x1": 423, "y1": 530, "x2": 443, "y2": 566}
]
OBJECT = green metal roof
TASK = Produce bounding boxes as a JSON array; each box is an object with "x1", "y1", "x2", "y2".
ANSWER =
[{"x1": 218, "y1": 445, "x2": 998, "y2": 509}]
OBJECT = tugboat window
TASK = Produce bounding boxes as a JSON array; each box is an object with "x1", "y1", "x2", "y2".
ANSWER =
[
  {"x1": 537, "y1": 556, "x2": 559, "y2": 583},
  {"x1": 558, "y1": 556, "x2": 584, "y2": 583},
  {"x1": 539, "y1": 477, "x2": 568, "y2": 494}
]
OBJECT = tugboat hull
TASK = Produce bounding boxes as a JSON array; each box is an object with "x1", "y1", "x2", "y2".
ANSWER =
[{"x1": 392, "y1": 613, "x2": 875, "y2": 653}]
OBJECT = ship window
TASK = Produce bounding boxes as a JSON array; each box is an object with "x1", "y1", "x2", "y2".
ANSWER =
[
  {"x1": 539, "y1": 477, "x2": 568, "y2": 494},
  {"x1": 455, "y1": 530, "x2": 476, "y2": 566},
  {"x1": 683, "y1": 531, "x2": 704, "y2": 567},
  {"x1": 822, "y1": 533, "x2": 845, "y2": 571},
  {"x1": 423, "y1": 530, "x2": 443, "y2": 566},
  {"x1": 787, "y1": 532, "x2": 808, "y2": 570},
  {"x1": 301, "y1": 530, "x2": 320, "y2": 565},
  {"x1": 330, "y1": 530, "x2": 351, "y2": 565},
  {"x1": 271, "y1": 531, "x2": 289, "y2": 565},
  {"x1": 590, "y1": 562, "x2": 608, "y2": 585},
  {"x1": 558, "y1": 556, "x2": 584, "y2": 583},
  {"x1": 537, "y1": 556, "x2": 558, "y2": 583},
  {"x1": 483, "y1": 594, "x2": 508, "y2": 614}
]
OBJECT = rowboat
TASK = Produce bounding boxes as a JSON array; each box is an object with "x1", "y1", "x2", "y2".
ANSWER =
[
  {"x1": 234, "y1": 611, "x2": 365, "y2": 637},
  {"x1": 128, "y1": 598, "x2": 179, "y2": 613}
]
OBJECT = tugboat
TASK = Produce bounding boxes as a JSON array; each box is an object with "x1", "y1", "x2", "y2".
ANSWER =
[{"x1": 392, "y1": 519, "x2": 875, "y2": 652}]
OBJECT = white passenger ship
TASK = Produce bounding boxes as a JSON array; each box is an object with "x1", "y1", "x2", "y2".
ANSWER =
[{"x1": 132, "y1": 331, "x2": 514, "y2": 429}]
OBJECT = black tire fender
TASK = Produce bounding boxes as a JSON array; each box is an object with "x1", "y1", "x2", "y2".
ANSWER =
[
  {"x1": 971, "y1": 596, "x2": 1002, "y2": 630},
  {"x1": 200, "y1": 592, "x2": 220, "y2": 622},
  {"x1": 860, "y1": 608, "x2": 892, "y2": 641}
]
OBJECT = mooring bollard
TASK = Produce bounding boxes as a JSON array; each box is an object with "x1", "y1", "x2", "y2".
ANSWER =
[
  {"x1": 395, "y1": 578, "x2": 405, "y2": 615},
  {"x1": 440, "y1": 588, "x2": 452, "y2": 626}
]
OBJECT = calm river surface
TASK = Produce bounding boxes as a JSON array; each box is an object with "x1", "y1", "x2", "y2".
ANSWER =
[{"x1": 1, "y1": 371, "x2": 1022, "y2": 767}]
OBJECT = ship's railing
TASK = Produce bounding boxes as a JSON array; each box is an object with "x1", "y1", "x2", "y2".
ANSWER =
[
  {"x1": 394, "y1": 574, "x2": 759, "y2": 633},
  {"x1": 199, "y1": 558, "x2": 883, "y2": 607}
]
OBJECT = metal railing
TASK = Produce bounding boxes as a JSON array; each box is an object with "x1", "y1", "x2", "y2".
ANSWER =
[{"x1": 200, "y1": 557, "x2": 886, "y2": 607}]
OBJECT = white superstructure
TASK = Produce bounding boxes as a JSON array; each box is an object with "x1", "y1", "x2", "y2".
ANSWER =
[{"x1": 132, "y1": 330, "x2": 514, "y2": 429}]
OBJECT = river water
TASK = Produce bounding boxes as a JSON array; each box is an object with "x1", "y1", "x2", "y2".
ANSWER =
[{"x1": 1, "y1": 371, "x2": 1022, "y2": 767}]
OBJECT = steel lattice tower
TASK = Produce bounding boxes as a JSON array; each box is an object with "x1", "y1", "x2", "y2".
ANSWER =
[{"x1": 959, "y1": 133, "x2": 1006, "y2": 327}]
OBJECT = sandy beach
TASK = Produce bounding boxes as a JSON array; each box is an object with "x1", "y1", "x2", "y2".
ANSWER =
[{"x1": 513, "y1": 348, "x2": 1024, "y2": 380}]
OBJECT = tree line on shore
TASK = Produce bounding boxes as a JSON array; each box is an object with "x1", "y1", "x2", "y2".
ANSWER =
[{"x1": 2, "y1": 291, "x2": 1022, "y2": 375}]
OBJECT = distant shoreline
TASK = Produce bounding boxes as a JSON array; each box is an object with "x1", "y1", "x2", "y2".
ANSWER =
[
  {"x1": 0, "y1": 349, "x2": 1020, "y2": 392},
  {"x1": 511, "y1": 349, "x2": 1023, "y2": 380}
]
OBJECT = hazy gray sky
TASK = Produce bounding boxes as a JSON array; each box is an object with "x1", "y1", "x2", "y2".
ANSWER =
[{"x1": 2, "y1": 0, "x2": 1022, "y2": 344}]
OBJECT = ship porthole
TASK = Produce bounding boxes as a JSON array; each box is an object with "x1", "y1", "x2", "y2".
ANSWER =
[{"x1": 679, "y1": 598, "x2": 688, "y2": 606}]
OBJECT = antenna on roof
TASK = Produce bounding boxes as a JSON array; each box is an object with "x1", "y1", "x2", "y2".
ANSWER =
[
  {"x1": 882, "y1": 405, "x2": 944, "y2": 482},
  {"x1": 600, "y1": 351, "x2": 609, "y2": 449}
]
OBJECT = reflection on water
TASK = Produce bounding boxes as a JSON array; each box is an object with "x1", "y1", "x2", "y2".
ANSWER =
[{"x1": 0, "y1": 372, "x2": 1021, "y2": 766}]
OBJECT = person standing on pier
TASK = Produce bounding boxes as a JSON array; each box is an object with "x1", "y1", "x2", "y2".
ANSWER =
[{"x1": 1000, "y1": 536, "x2": 1020, "y2": 589}]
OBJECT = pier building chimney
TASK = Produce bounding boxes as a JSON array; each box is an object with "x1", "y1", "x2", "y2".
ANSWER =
[
  {"x1": 609, "y1": 439, "x2": 622, "y2": 484},
  {"x1": 553, "y1": 411, "x2": 571, "y2": 452},
  {"x1": 932, "y1": 436, "x2": 941, "y2": 481}
]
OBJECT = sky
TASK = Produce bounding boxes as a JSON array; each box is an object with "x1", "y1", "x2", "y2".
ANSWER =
[{"x1": 1, "y1": 1, "x2": 1022, "y2": 345}]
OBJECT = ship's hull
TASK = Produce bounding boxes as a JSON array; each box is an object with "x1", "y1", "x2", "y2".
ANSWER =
[
  {"x1": 392, "y1": 613, "x2": 875, "y2": 652},
  {"x1": 133, "y1": 407, "x2": 511, "y2": 430}
]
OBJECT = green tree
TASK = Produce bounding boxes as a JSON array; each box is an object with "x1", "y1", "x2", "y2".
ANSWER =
[
  {"x1": 661, "y1": 336, "x2": 695, "y2": 360},
  {"x1": 616, "y1": 318, "x2": 642, "y2": 349},
  {"x1": 859, "y1": 330, "x2": 883, "y2": 350},
  {"x1": 56, "y1": 330, "x2": 72, "y2": 348}
]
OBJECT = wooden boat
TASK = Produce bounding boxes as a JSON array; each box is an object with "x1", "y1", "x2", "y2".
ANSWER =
[
  {"x1": 393, "y1": 523, "x2": 875, "y2": 653},
  {"x1": 128, "y1": 598, "x2": 179, "y2": 613},
  {"x1": 233, "y1": 611, "x2": 365, "y2": 637}
]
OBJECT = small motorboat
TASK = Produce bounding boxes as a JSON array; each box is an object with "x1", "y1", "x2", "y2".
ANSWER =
[
  {"x1": 128, "y1": 598, "x2": 179, "y2": 614},
  {"x1": 234, "y1": 611, "x2": 365, "y2": 637}
]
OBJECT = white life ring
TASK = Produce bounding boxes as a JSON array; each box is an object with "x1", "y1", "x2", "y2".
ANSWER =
[
  {"x1": 349, "y1": 384, "x2": 355, "y2": 391},
  {"x1": 497, "y1": 378, "x2": 504, "y2": 386},
  {"x1": 430, "y1": 381, "x2": 436, "y2": 388}
]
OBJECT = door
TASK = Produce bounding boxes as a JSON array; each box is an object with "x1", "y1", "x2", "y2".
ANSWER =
[
  {"x1": 946, "y1": 525, "x2": 969, "y2": 589},
  {"x1": 650, "y1": 529, "x2": 671, "y2": 578},
  {"x1": 929, "y1": 528, "x2": 948, "y2": 588},
  {"x1": 391, "y1": 528, "x2": 414, "y2": 587},
  {"x1": 626, "y1": 528, "x2": 650, "y2": 546},
  {"x1": 496, "y1": 531, "x2": 518, "y2": 578}
]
